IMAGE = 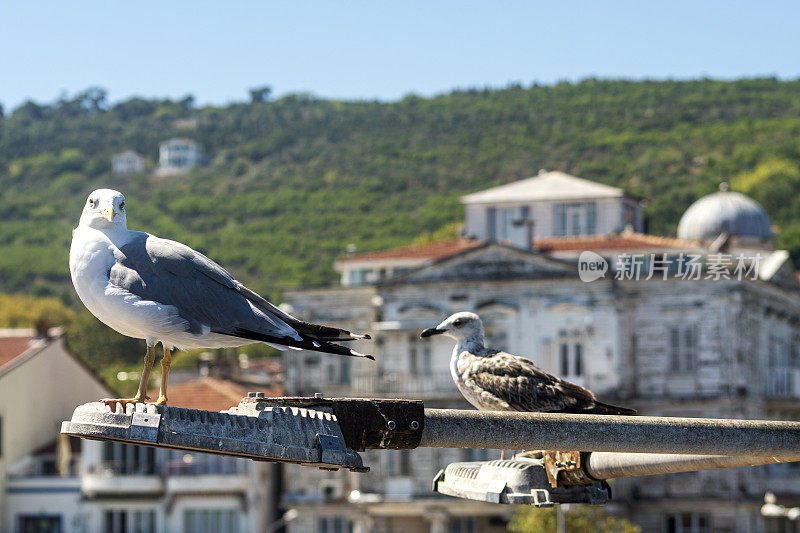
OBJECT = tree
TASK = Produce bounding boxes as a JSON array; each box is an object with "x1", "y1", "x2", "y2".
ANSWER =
[
  {"x1": 0, "y1": 294, "x2": 75, "y2": 329},
  {"x1": 508, "y1": 505, "x2": 641, "y2": 533},
  {"x1": 64, "y1": 310, "x2": 144, "y2": 368},
  {"x1": 249, "y1": 86, "x2": 273, "y2": 103}
]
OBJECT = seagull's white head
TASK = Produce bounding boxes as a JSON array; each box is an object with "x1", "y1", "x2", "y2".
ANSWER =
[
  {"x1": 420, "y1": 312, "x2": 484, "y2": 343},
  {"x1": 79, "y1": 189, "x2": 128, "y2": 231}
]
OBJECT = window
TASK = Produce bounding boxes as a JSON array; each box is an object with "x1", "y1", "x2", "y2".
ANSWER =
[
  {"x1": 18, "y1": 515, "x2": 62, "y2": 533},
  {"x1": 499, "y1": 208, "x2": 515, "y2": 240},
  {"x1": 553, "y1": 203, "x2": 566, "y2": 236},
  {"x1": 559, "y1": 341, "x2": 583, "y2": 378},
  {"x1": 347, "y1": 269, "x2": 368, "y2": 286},
  {"x1": 586, "y1": 202, "x2": 597, "y2": 234},
  {"x1": 450, "y1": 518, "x2": 477, "y2": 533},
  {"x1": 486, "y1": 207, "x2": 497, "y2": 240},
  {"x1": 553, "y1": 202, "x2": 598, "y2": 236},
  {"x1": 421, "y1": 344, "x2": 432, "y2": 372},
  {"x1": 319, "y1": 517, "x2": 353, "y2": 533},
  {"x1": 669, "y1": 325, "x2": 697, "y2": 373},
  {"x1": 665, "y1": 513, "x2": 710, "y2": 533},
  {"x1": 385, "y1": 450, "x2": 412, "y2": 476},
  {"x1": 409, "y1": 340, "x2": 432, "y2": 375},
  {"x1": 570, "y1": 212, "x2": 581, "y2": 235},
  {"x1": 184, "y1": 509, "x2": 240, "y2": 533},
  {"x1": 102, "y1": 442, "x2": 156, "y2": 475},
  {"x1": 104, "y1": 510, "x2": 156, "y2": 533},
  {"x1": 339, "y1": 357, "x2": 351, "y2": 385}
]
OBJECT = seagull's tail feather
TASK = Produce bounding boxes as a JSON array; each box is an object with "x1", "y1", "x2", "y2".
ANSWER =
[
  {"x1": 221, "y1": 327, "x2": 374, "y2": 360},
  {"x1": 234, "y1": 283, "x2": 371, "y2": 342},
  {"x1": 290, "y1": 320, "x2": 372, "y2": 342},
  {"x1": 583, "y1": 401, "x2": 637, "y2": 416}
]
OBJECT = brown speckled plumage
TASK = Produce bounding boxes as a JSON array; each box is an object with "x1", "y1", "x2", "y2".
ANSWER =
[{"x1": 422, "y1": 311, "x2": 635, "y2": 416}]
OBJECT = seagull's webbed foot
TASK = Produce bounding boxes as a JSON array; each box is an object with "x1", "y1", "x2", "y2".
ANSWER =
[
  {"x1": 102, "y1": 395, "x2": 149, "y2": 408},
  {"x1": 103, "y1": 345, "x2": 157, "y2": 409}
]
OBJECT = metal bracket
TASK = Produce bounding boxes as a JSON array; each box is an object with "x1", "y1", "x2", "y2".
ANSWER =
[
  {"x1": 542, "y1": 450, "x2": 585, "y2": 488},
  {"x1": 249, "y1": 396, "x2": 424, "y2": 451},
  {"x1": 317, "y1": 433, "x2": 345, "y2": 465},
  {"x1": 486, "y1": 479, "x2": 507, "y2": 503},
  {"x1": 130, "y1": 412, "x2": 160, "y2": 442}
]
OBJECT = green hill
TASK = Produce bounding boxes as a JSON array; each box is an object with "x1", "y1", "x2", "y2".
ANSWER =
[{"x1": 3, "y1": 78, "x2": 800, "y2": 303}]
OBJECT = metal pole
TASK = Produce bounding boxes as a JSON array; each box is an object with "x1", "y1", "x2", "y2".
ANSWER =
[
  {"x1": 581, "y1": 452, "x2": 800, "y2": 482},
  {"x1": 420, "y1": 409, "x2": 800, "y2": 456}
]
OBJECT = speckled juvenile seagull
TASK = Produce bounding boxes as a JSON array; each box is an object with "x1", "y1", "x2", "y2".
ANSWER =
[
  {"x1": 420, "y1": 312, "x2": 635, "y2": 415},
  {"x1": 70, "y1": 189, "x2": 372, "y2": 406}
]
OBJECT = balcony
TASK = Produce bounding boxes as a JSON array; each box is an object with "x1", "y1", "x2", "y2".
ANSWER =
[
  {"x1": 765, "y1": 368, "x2": 800, "y2": 398},
  {"x1": 83, "y1": 470, "x2": 164, "y2": 497}
]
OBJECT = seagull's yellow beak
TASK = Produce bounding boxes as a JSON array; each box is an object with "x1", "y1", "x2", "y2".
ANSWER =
[{"x1": 101, "y1": 208, "x2": 115, "y2": 222}]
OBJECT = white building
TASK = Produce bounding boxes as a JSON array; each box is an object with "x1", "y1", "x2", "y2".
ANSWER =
[
  {"x1": 0, "y1": 328, "x2": 110, "y2": 533},
  {"x1": 283, "y1": 175, "x2": 800, "y2": 533},
  {"x1": 111, "y1": 151, "x2": 146, "y2": 176},
  {"x1": 6, "y1": 367, "x2": 283, "y2": 533},
  {"x1": 462, "y1": 170, "x2": 644, "y2": 246},
  {"x1": 156, "y1": 138, "x2": 203, "y2": 176}
]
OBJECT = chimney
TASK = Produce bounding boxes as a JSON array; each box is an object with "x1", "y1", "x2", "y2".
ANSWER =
[{"x1": 34, "y1": 319, "x2": 51, "y2": 340}]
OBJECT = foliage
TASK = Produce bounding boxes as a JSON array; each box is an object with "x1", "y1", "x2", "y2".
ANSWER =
[
  {"x1": 3, "y1": 79, "x2": 800, "y2": 300},
  {"x1": 63, "y1": 310, "x2": 144, "y2": 368},
  {"x1": 508, "y1": 505, "x2": 641, "y2": 533},
  {"x1": 0, "y1": 294, "x2": 75, "y2": 328},
  {"x1": 3, "y1": 76, "x2": 800, "y2": 382}
]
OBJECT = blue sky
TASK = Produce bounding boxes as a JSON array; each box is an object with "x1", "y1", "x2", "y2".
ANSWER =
[{"x1": 1, "y1": 1, "x2": 799, "y2": 111}]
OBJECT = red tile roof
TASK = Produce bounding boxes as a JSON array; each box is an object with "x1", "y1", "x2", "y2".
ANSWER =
[
  {"x1": 150, "y1": 376, "x2": 282, "y2": 412},
  {"x1": 0, "y1": 336, "x2": 36, "y2": 371},
  {"x1": 535, "y1": 233, "x2": 696, "y2": 252},
  {"x1": 337, "y1": 239, "x2": 482, "y2": 263},
  {"x1": 336, "y1": 234, "x2": 697, "y2": 265}
]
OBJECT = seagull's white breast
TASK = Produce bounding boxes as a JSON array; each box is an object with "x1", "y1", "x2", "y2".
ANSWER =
[
  {"x1": 450, "y1": 344, "x2": 513, "y2": 411},
  {"x1": 70, "y1": 227, "x2": 189, "y2": 343}
]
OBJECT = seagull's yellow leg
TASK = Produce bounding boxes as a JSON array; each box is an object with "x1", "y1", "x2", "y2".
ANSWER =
[
  {"x1": 150, "y1": 345, "x2": 172, "y2": 406},
  {"x1": 103, "y1": 345, "x2": 155, "y2": 407}
]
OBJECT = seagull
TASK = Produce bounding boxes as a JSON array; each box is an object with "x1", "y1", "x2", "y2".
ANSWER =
[
  {"x1": 70, "y1": 189, "x2": 372, "y2": 406},
  {"x1": 420, "y1": 312, "x2": 635, "y2": 415}
]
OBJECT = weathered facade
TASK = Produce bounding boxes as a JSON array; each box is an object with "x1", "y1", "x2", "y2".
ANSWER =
[{"x1": 282, "y1": 174, "x2": 800, "y2": 533}]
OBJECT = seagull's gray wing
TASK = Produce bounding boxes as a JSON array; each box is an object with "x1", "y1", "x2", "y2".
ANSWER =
[
  {"x1": 463, "y1": 351, "x2": 595, "y2": 412},
  {"x1": 108, "y1": 232, "x2": 371, "y2": 357}
]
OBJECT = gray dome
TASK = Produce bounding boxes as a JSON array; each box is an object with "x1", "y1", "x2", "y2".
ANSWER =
[{"x1": 677, "y1": 189, "x2": 772, "y2": 242}]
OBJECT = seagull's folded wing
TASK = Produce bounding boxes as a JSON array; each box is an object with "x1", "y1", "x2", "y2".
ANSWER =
[
  {"x1": 464, "y1": 351, "x2": 595, "y2": 412},
  {"x1": 108, "y1": 233, "x2": 370, "y2": 357}
]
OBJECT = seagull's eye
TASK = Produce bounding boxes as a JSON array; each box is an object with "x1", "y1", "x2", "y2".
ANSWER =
[
  {"x1": 89, "y1": 199, "x2": 96, "y2": 208},
  {"x1": 119, "y1": 201, "x2": 125, "y2": 210},
  {"x1": 453, "y1": 318, "x2": 465, "y2": 327}
]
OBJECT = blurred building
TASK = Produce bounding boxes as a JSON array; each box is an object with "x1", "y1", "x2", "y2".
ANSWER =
[
  {"x1": 283, "y1": 173, "x2": 800, "y2": 533},
  {"x1": 461, "y1": 170, "x2": 644, "y2": 244},
  {"x1": 111, "y1": 151, "x2": 146, "y2": 176},
  {"x1": 6, "y1": 366, "x2": 283, "y2": 532},
  {"x1": 0, "y1": 327, "x2": 109, "y2": 533},
  {"x1": 155, "y1": 138, "x2": 203, "y2": 176}
]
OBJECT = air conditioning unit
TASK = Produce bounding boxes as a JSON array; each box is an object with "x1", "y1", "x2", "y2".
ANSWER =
[{"x1": 319, "y1": 478, "x2": 345, "y2": 501}]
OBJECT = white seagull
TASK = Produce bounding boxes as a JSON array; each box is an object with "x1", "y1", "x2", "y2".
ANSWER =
[
  {"x1": 70, "y1": 189, "x2": 372, "y2": 406},
  {"x1": 420, "y1": 312, "x2": 635, "y2": 415}
]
